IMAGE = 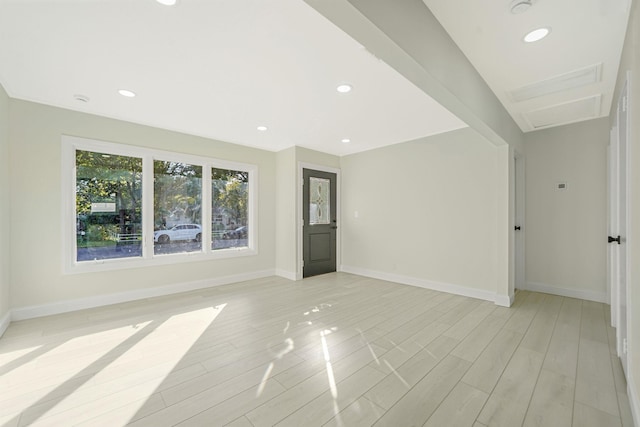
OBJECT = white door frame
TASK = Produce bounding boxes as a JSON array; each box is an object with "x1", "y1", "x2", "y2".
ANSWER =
[
  {"x1": 608, "y1": 126, "x2": 619, "y2": 325},
  {"x1": 609, "y1": 72, "x2": 631, "y2": 375},
  {"x1": 297, "y1": 162, "x2": 341, "y2": 280},
  {"x1": 514, "y1": 150, "x2": 525, "y2": 292}
]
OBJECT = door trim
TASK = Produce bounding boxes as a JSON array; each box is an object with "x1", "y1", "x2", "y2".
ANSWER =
[
  {"x1": 608, "y1": 71, "x2": 631, "y2": 376},
  {"x1": 513, "y1": 149, "x2": 525, "y2": 294},
  {"x1": 297, "y1": 162, "x2": 341, "y2": 280},
  {"x1": 608, "y1": 126, "x2": 618, "y2": 322},
  {"x1": 619, "y1": 73, "x2": 631, "y2": 374}
]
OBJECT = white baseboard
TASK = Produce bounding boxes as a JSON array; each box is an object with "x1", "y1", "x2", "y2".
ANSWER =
[
  {"x1": 341, "y1": 265, "x2": 500, "y2": 304},
  {"x1": 524, "y1": 282, "x2": 607, "y2": 303},
  {"x1": 11, "y1": 269, "x2": 276, "y2": 321},
  {"x1": 275, "y1": 269, "x2": 297, "y2": 281},
  {"x1": 0, "y1": 310, "x2": 10, "y2": 338},
  {"x1": 629, "y1": 373, "x2": 640, "y2": 427},
  {"x1": 494, "y1": 294, "x2": 514, "y2": 308}
]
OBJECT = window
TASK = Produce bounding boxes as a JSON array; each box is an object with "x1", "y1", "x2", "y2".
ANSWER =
[
  {"x1": 212, "y1": 168, "x2": 249, "y2": 251},
  {"x1": 75, "y1": 150, "x2": 143, "y2": 261},
  {"x1": 309, "y1": 177, "x2": 330, "y2": 225},
  {"x1": 154, "y1": 161, "x2": 202, "y2": 255},
  {"x1": 63, "y1": 136, "x2": 257, "y2": 273}
]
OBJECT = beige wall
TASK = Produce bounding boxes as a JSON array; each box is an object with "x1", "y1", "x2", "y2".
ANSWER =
[
  {"x1": 9, "y1": 100, "x2": 277, "y2": 310},
  {"x1": 524, "y1": 118, "x2": 609, "y2": 300},
  {"x1": 340, "y1": 127, "x2": 502, "y2": 299},
  {"x1": 611, "y1": 0, "x2": 640, "y2": 418},
  {"x1": 0, "y1": 84, "x2": 10, "y2": 327}
]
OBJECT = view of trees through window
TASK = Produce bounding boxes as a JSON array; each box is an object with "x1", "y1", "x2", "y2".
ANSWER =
[
  {"x1": 76, "y1": 150, "x2": 143, "y2": 261},
  {"x1": 153, "y1": 161, "x2": 203, "y2": 255},
  {"x1": 212, "y1": 168, "x2": 249, "y2": 250},
  {"x1": 74, "y1": 146, "x2": 251, "y2": 264}
]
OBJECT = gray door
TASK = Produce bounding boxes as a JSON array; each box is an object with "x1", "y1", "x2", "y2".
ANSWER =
[{"x1": 303, "y1": 169, "x2": 337, "y2": 278}]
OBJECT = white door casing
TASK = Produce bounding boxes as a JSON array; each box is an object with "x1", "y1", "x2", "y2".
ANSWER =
[
  {"x1": 608, "y1": 127, "x2": 618, "y2": 326},
  {"x1": 514, "y1": 151, "x2": 525, "y2": 291},
  {"x1": 609, "y1": 73, "x2": 630, "y2": 376}
]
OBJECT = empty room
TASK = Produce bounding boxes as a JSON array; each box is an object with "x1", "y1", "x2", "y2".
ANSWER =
[{"x1": 0, "y1": 0, "x2": 638, "y2": 426}]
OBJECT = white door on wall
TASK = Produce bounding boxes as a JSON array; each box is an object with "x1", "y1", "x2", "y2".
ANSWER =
[
  {"x1": 514, "y1": 152, "x2": 525, "y2": 291},
  {"x1": 608, "y1": 74, "x2": 629, "y2": 376}
]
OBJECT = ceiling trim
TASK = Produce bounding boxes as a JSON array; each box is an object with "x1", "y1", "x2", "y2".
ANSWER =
[
  {"x1": 523, "y1": 94, "x2": 602, "y2": 130},
  {"x1": 509, "y1": 63, "x2": 603, "y2": 103}
]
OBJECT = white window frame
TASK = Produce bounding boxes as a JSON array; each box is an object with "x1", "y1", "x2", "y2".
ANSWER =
[{"x1": 62, "y1": 135, "x2": 258, "y2": 274}]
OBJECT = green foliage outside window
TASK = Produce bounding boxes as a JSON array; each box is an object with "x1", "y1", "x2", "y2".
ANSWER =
[
  {"x1": 154, "y1": 161, "x2": 203, "y2": 230},
  {"x1": 212, "y1": 168, "x2": 248, "y2": 226},
  {"x1": 75, "y1": 151, "x2": 142, "y2": 251}
]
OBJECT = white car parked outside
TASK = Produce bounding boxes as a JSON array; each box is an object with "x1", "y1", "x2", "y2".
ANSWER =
[{"x1": 154, "y1": 224, "x2": 202, "y2": 244}]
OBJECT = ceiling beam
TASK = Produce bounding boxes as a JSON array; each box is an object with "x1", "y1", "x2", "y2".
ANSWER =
[{"x1": 304, "y1": 0, "x2": 524, "y2": 149}]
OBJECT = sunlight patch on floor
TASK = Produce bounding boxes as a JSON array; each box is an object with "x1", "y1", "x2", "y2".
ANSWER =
[
  {"x1": 320, "y1": 330, "x2": 338, "y2": 400},
  {"x1": 2, "y1": 304, "x2": 226, "y2": 426},
  {"x1": 257, "y1": 337, "x2": 294, "y2": 397}
]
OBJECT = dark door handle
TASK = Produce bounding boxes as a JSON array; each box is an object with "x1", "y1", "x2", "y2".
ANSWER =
[
  {"x1": 330, "y1": 226, "x2": 338, "y2": 229},
  {"x1": 514, "y1": 226, "x2": 521, "y2": 231},
  {"x1": 608, "y1": 235, "x2": 621, "y2": 244}
]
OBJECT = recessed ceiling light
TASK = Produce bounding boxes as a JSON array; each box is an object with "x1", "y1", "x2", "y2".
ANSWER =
[
  {"x1": 341, "y1": 138, "x2": 351, "y2": 143},
  {"x1": 257, "y1": 125, "x2": 268, "y2": 131},
  {"x1": 510, "y1": 0, "x2": 534, "y2": 14},
  {"x1": 74, "y1": 94, "x2": 89, "y2": 103},
  {"x1": 523, "y1": 27, "x2": 551, "y2": 43},
  {"x1": 336, "y1": 84, "x2": 353, "y2": 93},
  {"x1": 118, "y1": 89, "x2": 136, "y2": 98},
  {"x1": 156, "y1": 0, "x2": 177, "y2": 5}
]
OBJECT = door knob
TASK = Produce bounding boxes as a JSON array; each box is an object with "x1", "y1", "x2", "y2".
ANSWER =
[
  {"x1": 514, "y1": 226, "x2": 521, "y2": 231},
  {"x1": 608, "y1": 235, "x2": 621, "y2": 244}
]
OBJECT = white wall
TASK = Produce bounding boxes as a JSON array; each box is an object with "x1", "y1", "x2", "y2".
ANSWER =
[
  {"x1": 296, "y1": 146, "x2": 341, "y2": 169},
  {"x1": 340, "y1": 127, "x2": 502, "y2": 301},
  {"x1": 275, "y1": 147, "x2": 297, "y2": 278},
  {"x1": 611, "y1": 0, "x2": 640, "y2": 420},
  {"x1": 9, "y1": 100, "x2": 277, "y2": 311},
  {"x1": 0, "y1": 83, "x2": 10, "y2": 333},
  {"x1": 524, "y1": 118, "x2": 609, "y2": 302}
]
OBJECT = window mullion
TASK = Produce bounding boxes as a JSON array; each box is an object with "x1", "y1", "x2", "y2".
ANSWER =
[
  {"x1": 202, "y1": 164, "x2": 212, "y2": 254},
  {"x1": 248, "y1": 168, "x2": 257, "y2": 251},
  {"x1": 142, "y1": 156, "x2": 155, "y2": 259}
]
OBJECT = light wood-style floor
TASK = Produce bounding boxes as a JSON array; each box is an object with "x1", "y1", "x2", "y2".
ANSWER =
[{"x1": 0, "y1": 273, "x2": 635, "y2": 426}]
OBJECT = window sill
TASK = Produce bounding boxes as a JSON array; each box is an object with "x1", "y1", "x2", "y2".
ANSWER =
[{"x1": 64, "y1": 247, "x2": 258, "y2": 275}]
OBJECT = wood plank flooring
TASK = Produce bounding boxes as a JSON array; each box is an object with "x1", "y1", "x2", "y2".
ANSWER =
[{"x1": 0, "y1": 273, "x2": 634, "y2": 426}]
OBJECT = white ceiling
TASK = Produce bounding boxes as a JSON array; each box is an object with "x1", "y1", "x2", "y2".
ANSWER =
[
  {"x1": 0, "y1": 1, "x2": 631, "y2": 156},
  {"x1": 0, "y1": 0, "x2": 467, "y2": 157},
  {"x1": 423, "y1": 0, "x2": 631, "y2": 132}
]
